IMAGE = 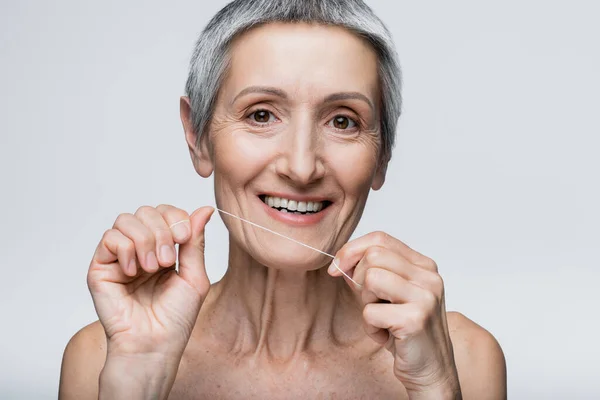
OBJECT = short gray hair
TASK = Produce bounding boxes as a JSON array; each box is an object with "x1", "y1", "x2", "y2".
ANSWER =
[{"x1": 185, "y1": 0, "x2": 402, "y2": 162}]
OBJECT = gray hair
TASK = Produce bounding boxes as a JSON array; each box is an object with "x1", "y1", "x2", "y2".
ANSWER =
[{"x1": 185, "y1": 0, "x2": 402, "y2": 162}]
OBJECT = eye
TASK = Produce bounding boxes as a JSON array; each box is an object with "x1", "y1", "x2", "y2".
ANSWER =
[
  {"x1": 328, "y1": 115, "x2": 357, "y2": 130},
  {"x1": 248, "y1": 109, "x2": 276, "y2": 124}
]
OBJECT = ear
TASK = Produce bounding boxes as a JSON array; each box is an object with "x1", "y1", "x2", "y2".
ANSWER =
[
  {"x1": 180, "y1": 96, "x2": 214, "y2": 178},
  {"x1": 371, "y1": 158, "x2": 388, "y2": 191}
]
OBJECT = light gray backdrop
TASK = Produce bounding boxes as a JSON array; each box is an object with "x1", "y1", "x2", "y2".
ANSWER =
[{"x1": 1, "y1": 0, "x2": 598, "y2": 398}]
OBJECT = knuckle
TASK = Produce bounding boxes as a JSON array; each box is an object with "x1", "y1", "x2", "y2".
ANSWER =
[
  {"x1": 364, "y1": 247, "x2": 382, "y2": 265},
  {"x1": 364, "y1": 268, "x2": 379, "y2": 288},
  {"x1": 101, "y1": 229, "x2": 115, "y2": 242},
  {"x1": 135, "y1": 205, "x2": 155, "y2": 217},
  {"x1": 424, "y1": 258, "x2": 439, "y2": 272},
  {"x1": 113, "y1": 213, "x2": 134, "y2": 228},
  {"x1": 86, "y1": 264, "x2": 102, "y2": 291},
  {"x1": 122, "y1": 239, "x2": 135, "y2": 254},
  {"x1": 135, "y1": 231, "x2": 155, "y2": 249},
  {"x1": 362, "y1": 303, "x2": 375, "y2": 320},
  {"x1": 429, "y1": 272, "x2": 444, "y2": 292},
  {"x1": 371, "y1": 231, "x2": 388, "y2": 245},
  {"x1": 86, "y1": 272, "x2": 95, "y2": 291},
  {"x1": 422, "y1": 289, "x2": 438, "y2": 309},
  {"x1": 156, "y1": 204, "x2": 172, "y2": 212}
]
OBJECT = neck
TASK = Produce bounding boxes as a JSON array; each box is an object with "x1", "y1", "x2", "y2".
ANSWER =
[{"x1": 197, "y1": 237, "x2": 366, "y2": 362}]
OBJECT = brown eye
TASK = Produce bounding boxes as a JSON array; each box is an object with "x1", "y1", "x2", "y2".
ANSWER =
[
  {"x1": 250, "y1": 110, "x2": 274, "y2": 124},
  {"x1": 329, "y1": 115, "x2": 356, "y2": 130}
]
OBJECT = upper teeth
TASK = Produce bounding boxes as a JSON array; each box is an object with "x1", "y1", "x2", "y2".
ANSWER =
[{"x1": 264, "y1": 196, "x2": 323, "y2": 212}]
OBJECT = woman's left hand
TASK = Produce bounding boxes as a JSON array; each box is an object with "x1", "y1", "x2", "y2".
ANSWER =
[{"x1": 328, "y1": 231, "x2": 462, "y2": 399}]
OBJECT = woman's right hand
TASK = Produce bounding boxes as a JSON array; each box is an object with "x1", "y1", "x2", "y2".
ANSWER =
[{"x1": 87, "y1": 204, "x2": 214, "y2": 398}]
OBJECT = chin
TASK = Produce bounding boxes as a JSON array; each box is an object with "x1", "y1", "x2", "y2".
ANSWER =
[{"x1": 247, "y1": 244, "x2": 331, "y2": 272}]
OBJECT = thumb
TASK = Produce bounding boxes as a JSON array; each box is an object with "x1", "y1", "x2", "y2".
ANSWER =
[{"x1": 177, "y1": 206, "x2": 214, "y2": 297}]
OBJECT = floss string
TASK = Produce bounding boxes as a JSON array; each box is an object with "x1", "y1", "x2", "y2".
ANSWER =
[{"x1": 212, "y1": 207, "x2": 362, "y2": 287}]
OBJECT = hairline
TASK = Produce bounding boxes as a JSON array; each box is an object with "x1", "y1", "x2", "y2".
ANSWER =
[{"x1": 185, "y1": 0, "x2": 402, "y2": 164}]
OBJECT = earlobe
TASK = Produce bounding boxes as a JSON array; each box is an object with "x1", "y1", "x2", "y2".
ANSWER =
[
  {"x1": 371, "y1": 160, "x2": 388, "y2": 190},
  {"x1": 180, "y1": 96, "x2": 214, "y2": 178}
]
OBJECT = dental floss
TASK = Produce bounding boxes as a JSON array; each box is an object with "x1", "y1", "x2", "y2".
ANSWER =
[{"x1": 182, "y1": 207, "x2": 361, "y2": 287}]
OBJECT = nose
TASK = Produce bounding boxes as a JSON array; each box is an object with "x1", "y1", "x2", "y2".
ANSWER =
[{"x1": 275, "y1": 119, "x2": 325, "y2": 186}]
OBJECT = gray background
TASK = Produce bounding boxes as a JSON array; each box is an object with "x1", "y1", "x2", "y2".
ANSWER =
[{"x1": 1, "y1": 0, "x2": 599, "y2": 398}]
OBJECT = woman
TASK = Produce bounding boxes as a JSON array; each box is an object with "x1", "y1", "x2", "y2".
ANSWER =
[{"x1": 59, "y1": 0, "x2": 506, "y2": 398}]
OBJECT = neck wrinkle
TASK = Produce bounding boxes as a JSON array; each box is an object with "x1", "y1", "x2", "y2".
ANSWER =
[
  {"x1": 255, "y1": 269, "x2": 275, "y2": 357},
  {"x1": 200, "y1": 237, "x2": 365, "y2": 362}
]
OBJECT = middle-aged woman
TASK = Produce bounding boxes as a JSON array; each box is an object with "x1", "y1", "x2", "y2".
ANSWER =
[{"x1": 59, "y1": 1, "x2": 506, "y2": 398}]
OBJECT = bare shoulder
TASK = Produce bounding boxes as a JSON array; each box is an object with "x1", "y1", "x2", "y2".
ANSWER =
[
  {"x1": 446, "y1": 311, "x2": 507, "y2": 400},
  {"x1": 59, "y1": 320, "x2": 107, "y2": 400}
]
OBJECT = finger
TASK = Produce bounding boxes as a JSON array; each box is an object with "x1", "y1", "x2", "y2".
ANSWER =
[
  {"x1": 178, "y1": 206, "x2": 214, "y2": 298},
  {"x1": 135, "y1": 206, "x2": 176, "y2": 267},
  {"x1": 156, "y1": 204, "x2": 192, "y2": 244},
  {"x1": 93, "y1": 229, "x2": 137, "y2": 276},
  {"x1": 363, "y1": 316, "x2": 390, "y2": 345},
  {"x1": 363, "y1": 303, "x2": 420, "y2": 340},
  {"x1": 361, "y1": 267, "x2": 428, "y2": 305},
  {"x1": 350, "y1": 246, "x2": 418, "y2": 286},
  {"x1": 113, "y1": 213, "x2": 159, "y2": 273},
  {"x1": 331, "y1": 231, "x2": 438, "y2": 276}
]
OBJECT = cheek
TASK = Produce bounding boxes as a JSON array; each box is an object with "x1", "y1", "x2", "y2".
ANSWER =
[
  {"x1": 326, "y1": 142, "x2": 379, "y2": 195},
  {"x1": 212, "y1": 128, "x2": 276, "y2": 184}
]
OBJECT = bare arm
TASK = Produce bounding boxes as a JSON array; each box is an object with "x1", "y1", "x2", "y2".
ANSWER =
[
  {"x1": 59, "y1": 321, "x2": 180, "y2": 400},
  {"x1": 449, "y1": 312, "x2": 507, "y2": 400},
  {"x1": 59, "y1": 321, "x2": 106, "y2": 399}
]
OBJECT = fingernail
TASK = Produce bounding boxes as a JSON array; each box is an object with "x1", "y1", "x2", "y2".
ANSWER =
[
  {"x1": 160, "y1": 245, "x2": 175, "y2": 264},
  {"x1": 146, "y1": 251, "x2": 159, "y2": 271},
  {"x1": 171, "y1": 220, "x2": 191, "y2": 241},
  {"x1": 128, "y1": 259, "x2": 137, "y2": 275},
  {"x1": 327, "y1": 258, "x2": 340, "y2": 275}
]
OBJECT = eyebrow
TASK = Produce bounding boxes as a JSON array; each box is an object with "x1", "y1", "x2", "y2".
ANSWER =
[
  {"x1": 323, "y1": 92, "x2": 374, "y2": 112},
  {"x1": 232, "y1": 86, "x2": 374, "y2": 111},
  {"x1": 231, "y1": 86, "x2": 288, "y2": 104}
]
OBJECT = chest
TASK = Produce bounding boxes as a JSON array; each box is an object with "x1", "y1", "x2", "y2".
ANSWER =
[{"x1": 168, "y1": 349, "x2": 408, "y2": 399}]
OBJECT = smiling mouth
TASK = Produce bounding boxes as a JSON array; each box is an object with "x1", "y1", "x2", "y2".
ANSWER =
[{"x1": 259, "y1": 195, "x2": 332, "y2": 215}]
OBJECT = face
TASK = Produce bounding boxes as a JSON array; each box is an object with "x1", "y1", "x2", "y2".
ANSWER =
[{"x1": 183, "y1": 22, "x2": 387, "y2": 270}]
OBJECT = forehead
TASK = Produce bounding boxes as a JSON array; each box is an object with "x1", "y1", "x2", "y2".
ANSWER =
[{"x1": 222, "y1": 22, "x2": 380, "y2": 102}]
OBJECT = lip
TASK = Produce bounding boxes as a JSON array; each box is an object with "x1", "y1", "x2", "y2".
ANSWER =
[{"x1": 256, "y1": 195, "x2": 331, "y2": 226}]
